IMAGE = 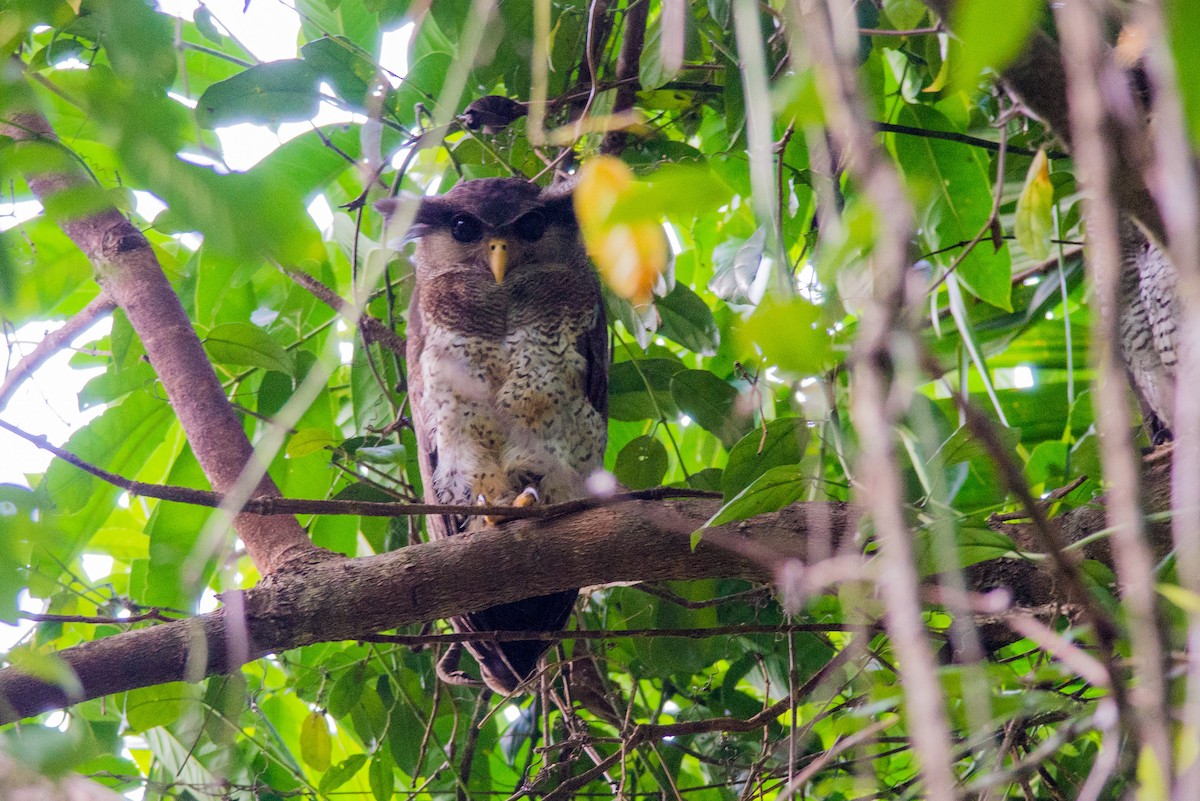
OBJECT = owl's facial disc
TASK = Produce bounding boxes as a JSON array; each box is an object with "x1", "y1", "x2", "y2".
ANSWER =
[{"x1": 488, "y1": 238, "x2": 509, "y2": 283}]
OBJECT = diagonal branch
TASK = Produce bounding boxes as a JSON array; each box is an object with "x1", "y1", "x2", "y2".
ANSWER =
[
  {"x1": 0, "y1": 292, "x2": 115, "y2": 411},
  {"x1": 0, "y1": 104, "x2": 321, "y2": 576}
]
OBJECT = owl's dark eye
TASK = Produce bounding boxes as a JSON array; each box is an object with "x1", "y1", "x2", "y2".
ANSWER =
[
  {"x1": 450, "y1": 214, "x2": 484, "y2": 243},
  {"x1": 513, "y1": 211, "x2": 546, "y2": 242}
]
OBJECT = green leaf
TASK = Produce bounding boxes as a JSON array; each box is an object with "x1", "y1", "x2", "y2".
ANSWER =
[
  {"x1": 321, "y1": 754, "x2": 369, "y2": 793},
  {"x1": 705, "y1": 465, "x2": 806, "y2": 527},
  {"x1": 301, "y1": 36, "x2": 392, "y2": 113},
  {"x1": 355, "y1": 443, "x2": 407, "y2": 465},
  {"x1": 289, "y1": 428, "x2": 337, "y2": 459},
  {"x1": 736, "y1": 297, "x2": 834, "y2": 376},
  {"x1": 124, "y1": 682, "x2": 195, "y2": 733},
  {"x1": 933, "y1": 424, "x2": 1022, "y2": 466},
  {"x1": 605, "y1": 165, "x2": 734, "y2": 225},
  {"x1": 950, "y1": 0, "x2": 1043, "y2": 95},
  {"x1": 608, "y1": 358, "x2": 686, "y2": 421},
  {"x1": 195, "y1": 59, "x2": 321, "y2": 128},
  {"x1": 204, "y1": 322, "x2": 296, "y2": 375},
  {"x1": 656, "y1": 282, "x2": 720, "y2": 356},
  {"x1": 670, "y1": 369, "x2": 752, "y2": 449},
  {"x1": 1015, "y1": 149, "x2": 1053, "y2": 260},
  {"x1": 193, "y1": 7, "x2": 223, "y2": 43},
  {"x1": 891, "y1": 105, "x2": 1012, "y2": 310},
  {"x1": 301, "y1": 711, "x2": 332, "y2": 772},
  {"x1": 722, "y1": 418, "x2": 810, "y2": 500},
  {"x1": 614, "y1": 435, "x2": 668, "y2": 489},
  {"x1": 370, "y1": 750, "x2": 395, "y2": 801}
]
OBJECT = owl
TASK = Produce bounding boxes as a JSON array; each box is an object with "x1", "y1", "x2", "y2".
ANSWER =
[
  {"x1": 405, "y1": 177, "x2": 609, "y2": 694},
  {"x1": 1117, "y1": 218, "x2": 1178, "y2": 443}
]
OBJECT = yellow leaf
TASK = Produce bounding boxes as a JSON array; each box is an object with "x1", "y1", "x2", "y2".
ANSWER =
[
  {"x1": 1015, "y1": 148, "x2": 1053, "y2": 260},
  {"x1": 301, "y1": 711, "x2": 332, "y2": 772},
  {"x1": 1157, "y1": 583, "x2": 1200, "y2": 613},
  {"x1": 575, "y1": 156, "x2": 669, "y2": 307}
]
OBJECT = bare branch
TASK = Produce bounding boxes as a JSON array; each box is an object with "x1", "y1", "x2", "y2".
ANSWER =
[
  {"x1": 0, "y1": 106, "x2": 320, "y2": 575},
  {"x1": 0, "y1": 293, "x2": 115, "y2": 411}
]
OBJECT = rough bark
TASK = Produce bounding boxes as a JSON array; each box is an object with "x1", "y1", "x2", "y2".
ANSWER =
[{"x1": 0, "y1": 458, "x2": 1177, "y2": 725}]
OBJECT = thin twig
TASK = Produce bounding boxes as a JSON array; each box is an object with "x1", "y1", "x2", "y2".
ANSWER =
[{"x1": 0, "y1": 293, "x2": 115, "y2": 410}]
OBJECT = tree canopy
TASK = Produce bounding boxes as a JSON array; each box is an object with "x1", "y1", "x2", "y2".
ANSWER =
[{"x1": 2, "y1": 0, "x2": 1198, "y2": 799}]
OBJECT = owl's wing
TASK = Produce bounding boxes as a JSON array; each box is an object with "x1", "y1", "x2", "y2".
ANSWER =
[
  {"x1": 577, "y1": 298, "x2": 609, "y2": 418},
  {"x1": 406, "y1": 285, "x2": 465, "y2": 540}
]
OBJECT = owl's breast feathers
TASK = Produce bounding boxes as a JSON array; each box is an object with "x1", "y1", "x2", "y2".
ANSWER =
[{"x1": 409, "y1": 262, "x2": 606, "y2": 534}]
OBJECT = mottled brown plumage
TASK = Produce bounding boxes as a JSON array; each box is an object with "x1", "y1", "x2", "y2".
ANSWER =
[
  {"x1": 406, "y1": 177, "x2": 608, "y2": 693},
  {"x1": 1118, "y1": 218, "x2": 1178, "y2": 442}
]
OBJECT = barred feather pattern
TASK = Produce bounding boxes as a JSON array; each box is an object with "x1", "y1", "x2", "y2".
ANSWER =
[{"x1": 1117, "y1": 219, "x2": 1179, "y2": 438}]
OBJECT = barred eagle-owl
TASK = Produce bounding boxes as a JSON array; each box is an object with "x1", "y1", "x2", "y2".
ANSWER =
[{"x1": 405, "y1": 177, "x2": 608, "y2": 693}]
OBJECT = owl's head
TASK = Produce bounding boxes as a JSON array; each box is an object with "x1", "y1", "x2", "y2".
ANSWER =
[{"x1": 409, "y1": 177, "x2": 581, "y2": 283}]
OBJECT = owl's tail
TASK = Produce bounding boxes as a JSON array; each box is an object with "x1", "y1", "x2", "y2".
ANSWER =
[{"x1": 452, "y1": 589, "x2": 579, "y2": 694}]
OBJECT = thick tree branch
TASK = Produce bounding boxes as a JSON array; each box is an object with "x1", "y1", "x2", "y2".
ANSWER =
[
  {"x1": 0, "y1": 498, "x2": 856, "y2": 723},
  {"x1": 0, "y1": 105, "x2": 320, "y2": 575},
  {"x1": 0, "y1": 447, "x2": 1179, "y2": 726}
]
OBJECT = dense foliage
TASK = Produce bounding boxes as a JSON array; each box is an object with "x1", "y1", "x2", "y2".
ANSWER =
[{"x1": 1, "y1": 0, "x2": 1196, "y2": 798}]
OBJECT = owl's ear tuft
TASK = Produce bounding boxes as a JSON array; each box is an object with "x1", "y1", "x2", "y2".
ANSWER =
[
  {"x1": 539, "y1": 179, "x2": 579, "y2": 228},
  {"x1": 375, "y1": 193, "x2": 446, "y2": 247}
]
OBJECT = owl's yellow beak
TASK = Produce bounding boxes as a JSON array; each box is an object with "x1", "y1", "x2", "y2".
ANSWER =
[{"x1": 488, "y1": 238, "x2": 508, "y2": 283}]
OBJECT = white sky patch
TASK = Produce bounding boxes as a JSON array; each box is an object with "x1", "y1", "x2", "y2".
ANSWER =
[
  {"x1": 502, "y1": 704, "x2": 522, "y2": 723},
  {"x1": 379, "y1": 23, "x2": 415, "y2": 86},
  {"x1": 133, "y1": 190, "x2": 168, "y2": 223},
  {"x1": 0, "y1": 317, "x2": 112, "y2": 485},
  {"x1": 81, "y1": 554, "x2": 114, "y2": 583},
  {"x1": 1013, "y1": 365, "x2": 1034, "y2": 389},
  {"x1": 197, "y1": 587, "x2": 220, "y2": 613},
  {"x1": 216, "y1": 99, "x2": 365, "y2": 172},
  {"x1": 307, "y1": 194, "x2": 335, "y2": 237},
  {"x1": 663, "y1": 222, "x2": 682, "y2": 256},
  {"x1": 339, "y1": 340, "x2": 355, "y2": 363},
  {"x1": 155, "y1": 0, "x2": 301, "y2": 62},
  {"x1": 168, "y1": 90, "x2": 198, "y2": 109},
  {"x1": 0, "y1": 199, "x2": 42, "y2": 232}
]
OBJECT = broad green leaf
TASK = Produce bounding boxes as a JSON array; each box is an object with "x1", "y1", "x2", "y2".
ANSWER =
[
  {"x1": 671, "y1": 370, "x2": 751, "y2": 449},
  {"x1": 301, "y1": 36, "x2": 386, "y2": 112},
  {"x1": 204, "y1": 322, "x2": 296, "y2": 375},
  {"x1": 722, "y1": 418, "x2": 809, "y2": 500},
  {"x1": 609, "y1": 358, "x2": 686, "y2": 421},
  {"x1": 656, "y1": 282, "x2": 720, "y2": 356},
  {"x1": 737, "y1": 297, "x2": 834, "y2": 376},
  {"x1": 891, "y1": 105, "x2": 1012, "y2": 310},
  {"x1": 301, "y1": 711, "x2": 332, "y2": 772},
  {"x1": 1015, "y1": 149, "x2": 1053, "y2": 260},
  {"x1": 614, "y1": 435, "x2": 668, "y2": 489},
  {"x1": 705, "y1": 465, "x2": 806, "y2": 527},
  {"x1": 370, "y1": 749, "x2": 395, "y2": 801},
  {"x1": 951, "y1": 0, "x2": 1043, "y2": 95},
  {"x1": 933, "y1": 424, "x2": 1022, "y2": 467},
  {"x1": 195, "y1": 59, "x2": 321, "y2": 128},
  {"x1": 289, "y1": 428, "x2": 337, "y2": 459},
  {"x1": 124, "y1": 682, "x2": 196, "y2": 733},
  {"x1": 355, "y1": 443, "x2": 407, "y2": 465},
  {"x1": 321, "y1": 754, "x2": 369, "y2": 793}
]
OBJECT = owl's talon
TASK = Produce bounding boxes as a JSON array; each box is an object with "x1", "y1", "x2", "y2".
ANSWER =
[{"x1": 513, "y1": 487, "x2": 539, "y2": 508}]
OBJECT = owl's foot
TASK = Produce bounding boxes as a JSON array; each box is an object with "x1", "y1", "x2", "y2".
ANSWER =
[
  {"x1": 436, "y1": 644, "x2": 485, "y2": 687},
  {"x1": 513, "y1": 487, "x2": 540, "y2": 508},
  {"x1": 480, "y1": 487, "x2": 540, "y2": 525}
]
